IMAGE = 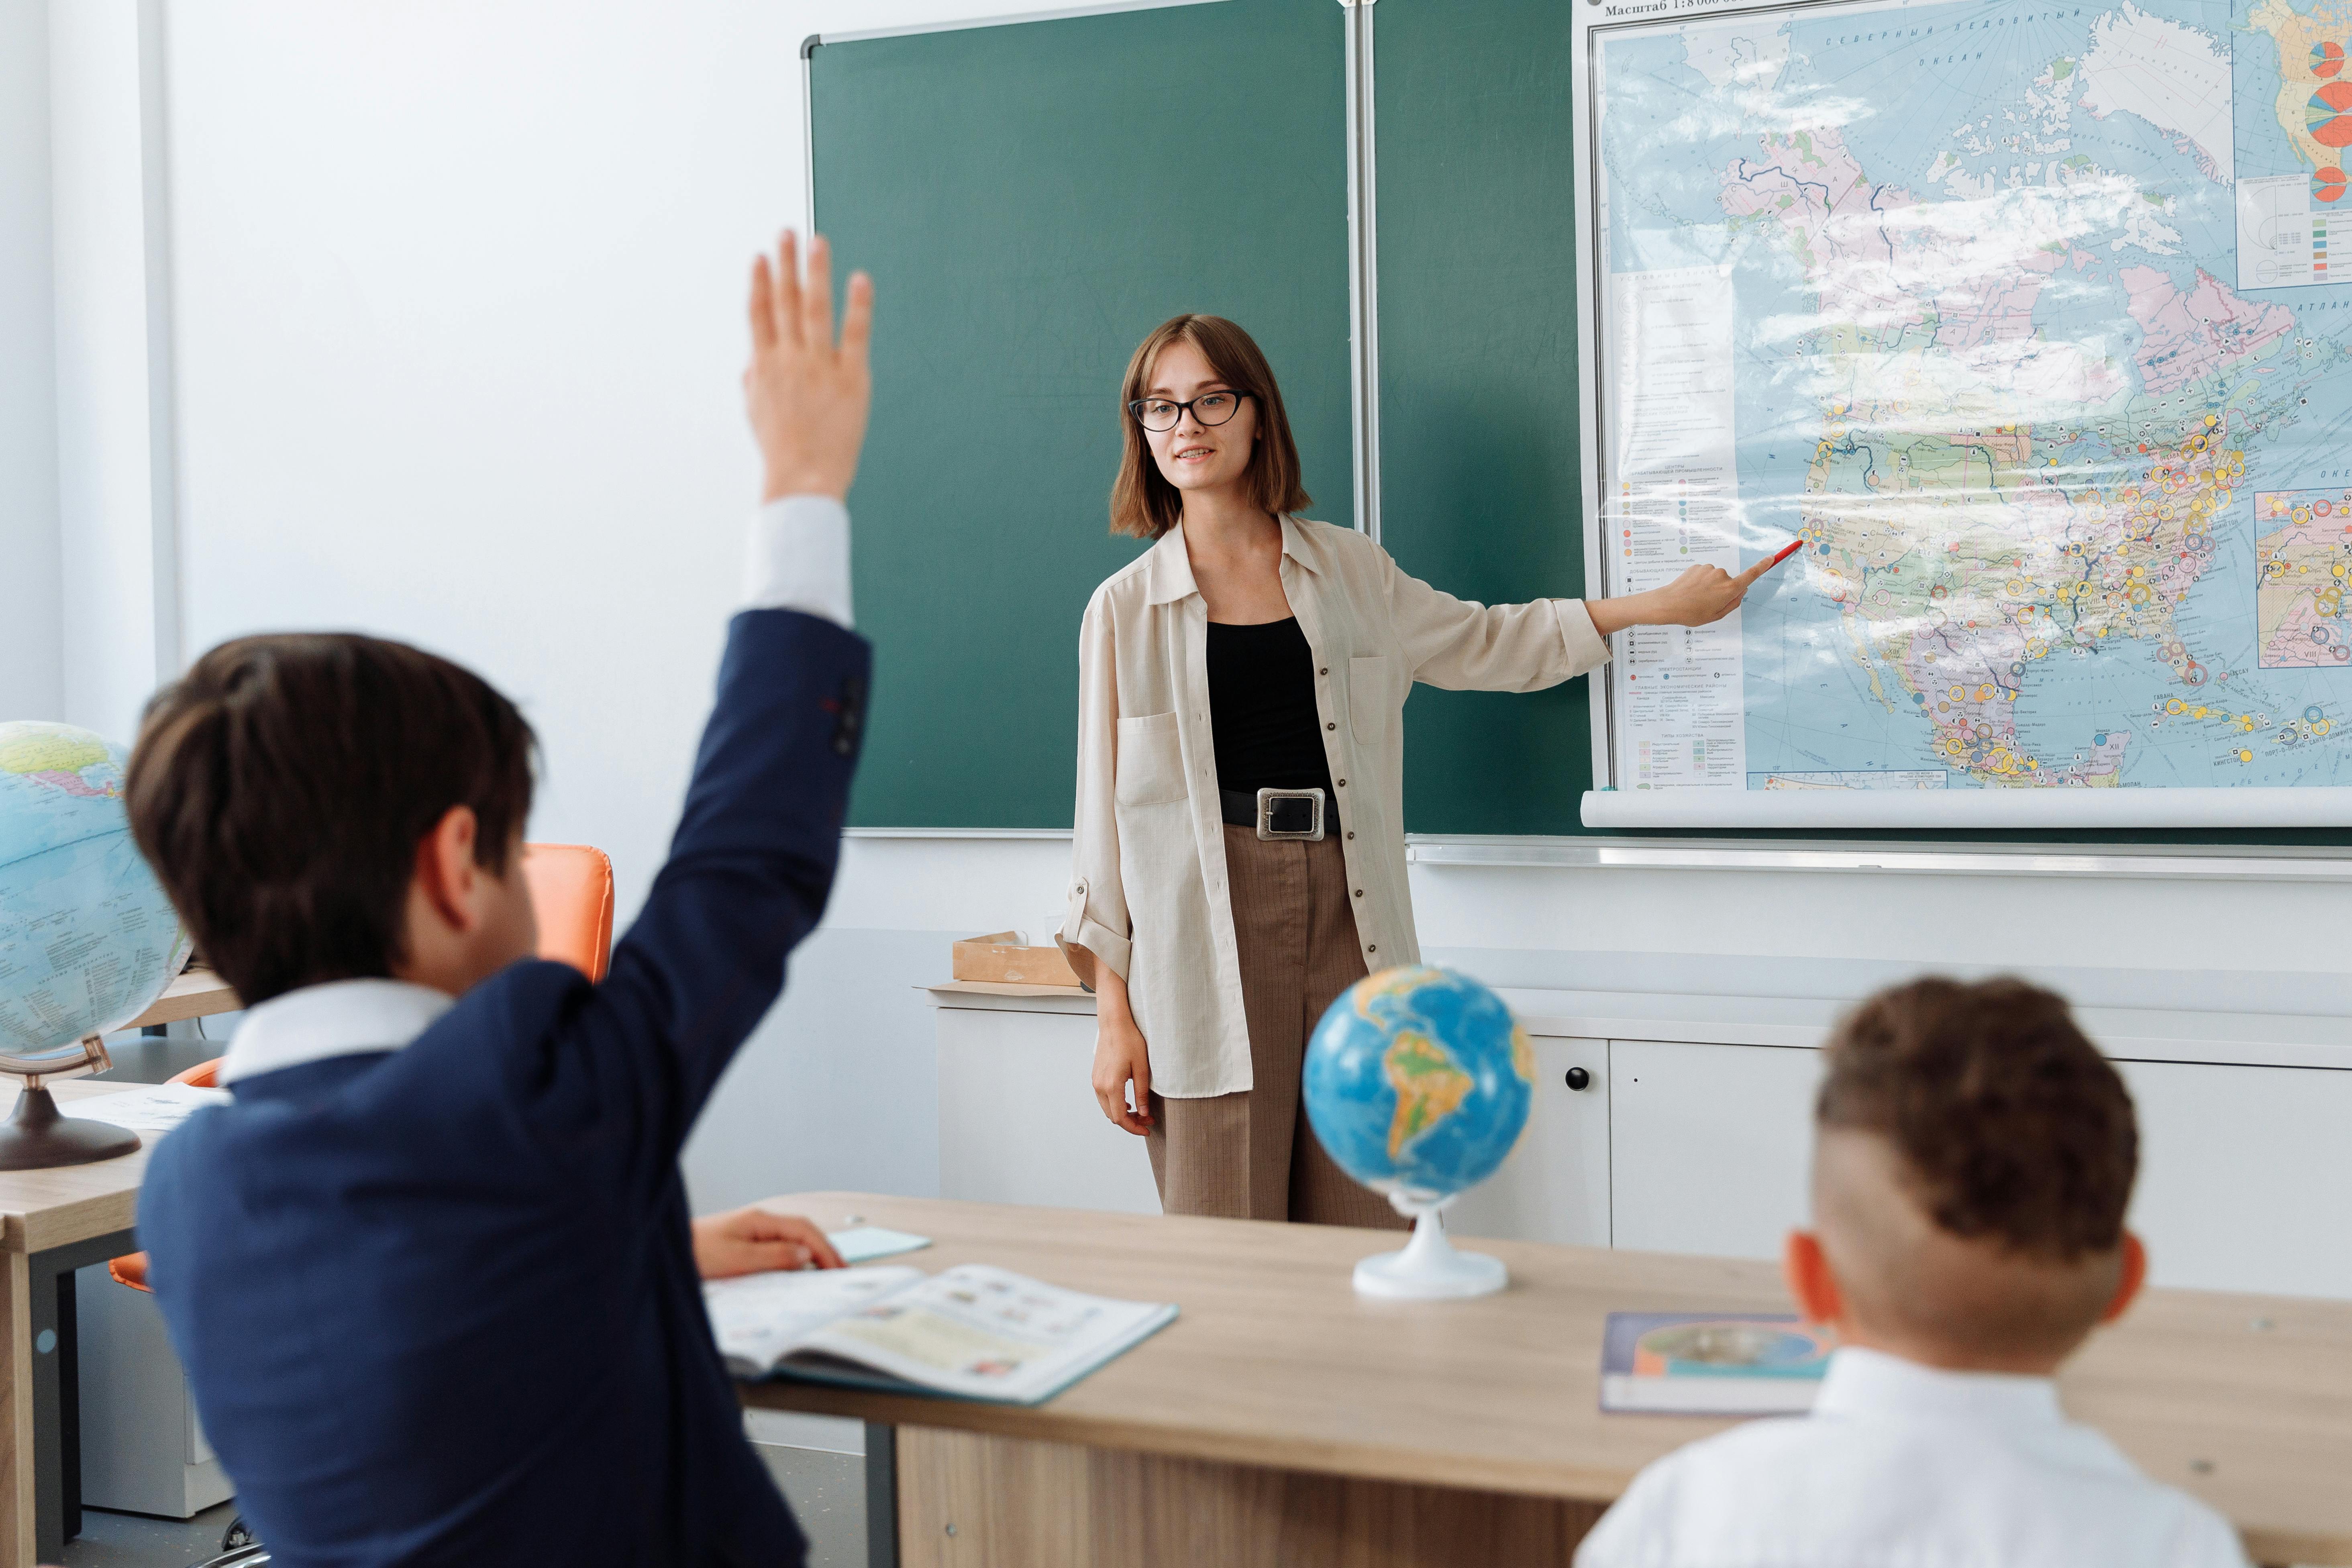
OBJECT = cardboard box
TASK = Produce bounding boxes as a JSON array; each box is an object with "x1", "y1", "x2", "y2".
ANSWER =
[{"x1": 951, "y1": 931, "x2": 1083, "y2": 988}]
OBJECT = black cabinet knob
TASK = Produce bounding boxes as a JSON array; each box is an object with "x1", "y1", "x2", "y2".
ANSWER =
[{"x1": 1564, "y1": 1066, "x2": 1591, "y2": 1092}]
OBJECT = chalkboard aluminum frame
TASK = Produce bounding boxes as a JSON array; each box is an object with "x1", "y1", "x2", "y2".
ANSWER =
[{"x1": 1571, "y1": 0, "x2": 2352, "y2": 829}]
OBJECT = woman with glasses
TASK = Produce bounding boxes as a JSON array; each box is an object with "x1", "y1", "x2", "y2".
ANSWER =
[{"x1": 1057, "y1": 314, "x2": 1764, "y2": 1226}]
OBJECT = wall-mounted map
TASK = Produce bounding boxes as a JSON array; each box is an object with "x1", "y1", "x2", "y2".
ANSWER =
[{"x1": 1587, "y1": 0, "x2": 2352, "y2": 825}]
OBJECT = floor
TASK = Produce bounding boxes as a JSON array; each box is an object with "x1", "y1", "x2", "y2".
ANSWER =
[
  {"x1": 51, "y1": 1433, "x2": 867, "y2": 1568},
  {"x1": 61, "y1": 1502, "x2": 243, "y2": 1568}
]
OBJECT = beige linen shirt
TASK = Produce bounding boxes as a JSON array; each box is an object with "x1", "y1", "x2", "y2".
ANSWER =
[{"x1": 1057, "y1": 516, "x2": 1609, "y2": 1099}]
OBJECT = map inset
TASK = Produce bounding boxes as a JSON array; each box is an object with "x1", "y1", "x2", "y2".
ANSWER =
[{"x1": 1596, "y1": 0, "x2": 2352, "y2": 804}]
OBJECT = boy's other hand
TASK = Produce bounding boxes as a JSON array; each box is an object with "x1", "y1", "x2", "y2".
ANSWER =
[
  {"x1": 746, "y1": 230, "x2": 873, "y2": 503},
  {"x1": 692, "y1": 1205, "x2": 847, "y2": 1279}
]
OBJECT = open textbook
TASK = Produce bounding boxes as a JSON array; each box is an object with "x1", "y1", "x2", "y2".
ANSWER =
[{"x1": 704, "y1": 1263, "x2": 1176, "y2": 1407}]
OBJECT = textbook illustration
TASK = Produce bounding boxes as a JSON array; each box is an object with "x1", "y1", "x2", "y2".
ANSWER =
[
  {"x1": 1588, "y1": 0, "x2": 2352, "y2": 824},
  {"x1": 1600, "y1": 1311, "x2": 1835, "y2": 1415},
  {"x1": 704, "y1": 1263, "x2": 1175, "y2": 1407}
]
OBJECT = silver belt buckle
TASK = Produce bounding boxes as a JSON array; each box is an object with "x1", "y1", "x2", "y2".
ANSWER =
[{"x1": 1257, "y1": 787, "x2": 1325, "y2": 842}]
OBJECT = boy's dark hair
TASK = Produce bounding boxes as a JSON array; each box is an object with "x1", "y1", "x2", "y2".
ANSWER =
[
  {"x1": 127, "y1": 634, "x2": 536, "y2": 1008},
  {"x1": 1817, "y1": 977, "x2": 2137, "y2": 1262}
]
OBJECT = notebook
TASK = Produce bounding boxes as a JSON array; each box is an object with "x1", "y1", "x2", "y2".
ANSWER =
[
  {"x1": 705, "y1": 1263, "x2": 1176, "y2": 1407},
  {"x1": 1600, "y1": 1311, "x2": 1834, "y2": 1415}
]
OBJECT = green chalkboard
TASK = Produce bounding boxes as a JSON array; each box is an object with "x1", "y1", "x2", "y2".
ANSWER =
[
  {"x1": 812, "y1": 0, "x2": 1352, "y2": 828},
  {"x1": 1371, "y1": 0, "x2": 2352, "y2": 849},
  {"x1": 1375, "y1": 0, "x2": 1587, "y2": 838}
]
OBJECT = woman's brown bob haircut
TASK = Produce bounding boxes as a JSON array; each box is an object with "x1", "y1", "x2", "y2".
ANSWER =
[
  {"x1": 126, "y1": 633, "x2": 537, "y2": 1008},
  {"x1": 1109, "y1": 314, "x2": 1311, "y2": 540}
]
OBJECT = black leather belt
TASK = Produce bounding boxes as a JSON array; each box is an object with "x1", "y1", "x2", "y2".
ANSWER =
[{"x1": 1220, "y1": 787, "x2": 1328, "y2": 840}]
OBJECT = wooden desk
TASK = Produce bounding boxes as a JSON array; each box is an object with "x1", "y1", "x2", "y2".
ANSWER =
[
  {"x1": 744, "y1": 1193, "x2": 2352, "y2": 1568},
  {"x1": 0, "y1": 1081, "x2": 166, "y2": 1568},
  {"x1": 124, "y1": 968, "x2": 241, "y2": 1031}
]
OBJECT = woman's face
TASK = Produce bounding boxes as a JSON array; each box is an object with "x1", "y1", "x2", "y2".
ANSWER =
[{"x1": 1138, "y1": 338, "x2": 1259, "y2": 500}]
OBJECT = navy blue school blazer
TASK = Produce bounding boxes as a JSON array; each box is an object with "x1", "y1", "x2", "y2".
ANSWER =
[{"x1": 140, "y1": 608, "x2": 869, "y2": 1567}]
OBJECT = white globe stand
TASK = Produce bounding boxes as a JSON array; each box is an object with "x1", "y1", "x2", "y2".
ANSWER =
[{"x1": 1351, "y1": 1194, "x2": 1507, "y2": 1300}]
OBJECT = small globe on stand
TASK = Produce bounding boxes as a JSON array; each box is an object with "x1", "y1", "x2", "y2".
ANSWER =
[
  {"x1": 1303, "y1": 965, "x2": 1536, "y2": 1299},
  {"x1": 0, "y1": 721, "x2": 192, "y2": 1169}
]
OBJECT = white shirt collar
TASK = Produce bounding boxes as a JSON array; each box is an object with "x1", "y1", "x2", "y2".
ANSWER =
[
  {"x1": 1814, "y1": 1344, "x2": 2066, "y2": 1427},
  {"x1": 220, "y1": 978, "x2": 454, "y2": 1085}
]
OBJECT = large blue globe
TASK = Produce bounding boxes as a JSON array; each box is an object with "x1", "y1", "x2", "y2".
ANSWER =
[
  {"x1": 1303, "y1": 966, "x2": 1534, "y2": 1207},
  {"x1": 0, "y1": 722, "x2": 190, "y2": 1056}
]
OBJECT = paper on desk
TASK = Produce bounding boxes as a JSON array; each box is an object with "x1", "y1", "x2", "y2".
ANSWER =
[
  {"x1": 47, "y1": 1083, "x2": 231, "y2": 1134},
  {"x1": 828, "y1": 1226, "x2": 931, "y2": 1264}
]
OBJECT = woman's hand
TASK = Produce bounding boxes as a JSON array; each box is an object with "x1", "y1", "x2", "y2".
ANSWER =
[
  {"x1": 1587, "y1": 559, "x2": 1773, "y2": 634},
  {"x1": 692, "y1": 1205, "x2": 846, "y2": 1279},
  {"x1": 1089, "y1": 966, "x2": 1155, "y2": 1135}
]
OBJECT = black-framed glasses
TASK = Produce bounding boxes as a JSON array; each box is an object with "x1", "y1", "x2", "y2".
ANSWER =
[{"x1": 1128, "y1": 390, "x2": 1251, "y2": 432}]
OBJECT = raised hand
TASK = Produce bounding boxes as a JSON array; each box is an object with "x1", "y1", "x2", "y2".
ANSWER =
[{"x1": 745, "y1": 231, "x2": 874, "y2": 503}]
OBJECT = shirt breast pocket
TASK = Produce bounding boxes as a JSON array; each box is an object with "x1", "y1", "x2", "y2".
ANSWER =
[
  {"x1": 1349, "y1": 656, "x2": 1393, "y2": 746},
  {"x1": 1115, "y1": 712, "x2": 1189, "y2": 807}
]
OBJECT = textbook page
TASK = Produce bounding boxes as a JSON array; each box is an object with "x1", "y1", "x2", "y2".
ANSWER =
[
  {"x1": 703, "y1": 1265, "x2": 924, "y2": 1379},
  {"x1": 784, "y1": 1264, "x2": 1177, "y2": 1406}
]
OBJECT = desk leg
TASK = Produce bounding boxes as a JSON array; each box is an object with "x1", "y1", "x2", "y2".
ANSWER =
[
  {"x1": 0, "y1": 1251, "x2": 29, "y2": 1568},
  {"x1": 28, "y1": 1231, "x2": 135, "y2": 1565},
  {"x1": 865, "y1": 1423, "x2": 898, "y2": 1568},
  {"x1": 892, "y1": 1427, "x2": 1605, "y2": 1568}
]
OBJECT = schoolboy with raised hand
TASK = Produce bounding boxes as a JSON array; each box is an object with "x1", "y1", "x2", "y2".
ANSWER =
[
  {"x1": 126, "y1": 232, "x2": 875, "y2": 1568},
  {"x1": 1577, "y1": 977, "x2": 2249, "y2": 1568}
]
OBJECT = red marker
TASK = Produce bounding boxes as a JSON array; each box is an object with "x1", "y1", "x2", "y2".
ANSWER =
[{"x1": 1765, "y1": 538, "x2": 1805, "y2": 571}]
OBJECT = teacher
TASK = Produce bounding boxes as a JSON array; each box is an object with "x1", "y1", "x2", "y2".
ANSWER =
[{"x1": 1057, "y1": 314, "x2": 1763, "y2": 1227}]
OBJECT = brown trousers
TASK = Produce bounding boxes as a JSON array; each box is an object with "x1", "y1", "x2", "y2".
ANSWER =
[{"x1": 1146, "y1": 824, "x2": 1409, "y2": 1230}]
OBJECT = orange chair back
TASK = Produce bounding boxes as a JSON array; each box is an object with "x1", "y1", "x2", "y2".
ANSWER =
[
  {"x1": 169, "y1": 1059, "x2": 223, "y2": 1090},
  {"x1": 523, "y1": 842, "x2": 615, "y2": 982}
]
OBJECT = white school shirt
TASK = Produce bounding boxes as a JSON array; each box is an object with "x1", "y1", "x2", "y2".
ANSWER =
[
  {"x1": 1057, "y1": 515, "x2": 1609, "y2": 1099},
  {"x1": 1573, "y1": 1346, "x2": 2249, "y2": 1568},
  {"x1": 217, "y1": 495, "x2": 854, "y2": 1085}
]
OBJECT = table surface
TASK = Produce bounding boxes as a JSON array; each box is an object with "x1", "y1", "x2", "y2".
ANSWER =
[
  {"x1": 742, "y1": 1193, "x2": 2352, "y2": 1567},
  {"x1": 124, "y1": 969, "x2": 241, "y2": 1031},
  {"x1": 0, "y1": 1083, "x2": 159, "y2": 1254}
]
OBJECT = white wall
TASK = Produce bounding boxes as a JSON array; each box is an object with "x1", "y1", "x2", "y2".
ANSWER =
[
  {"x1": 84, "y1": 1, "x2": 2352, "y2": 1220},
  {"x1": 149, "y1": 0, "x2": 1065, "y2": 1210},
  {"x1": 0, "y1": 0, "x2": 63, "y2": 723}
]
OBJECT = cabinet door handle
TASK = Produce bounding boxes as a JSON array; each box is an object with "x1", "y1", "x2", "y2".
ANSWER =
[{"x1": 1564, "y1": 1067, "x2": 1591, "y2": 1092}]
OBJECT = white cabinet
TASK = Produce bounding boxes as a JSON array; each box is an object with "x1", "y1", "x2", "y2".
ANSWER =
[
  {"x1": 932, "y1": 1000, "x2": 2352, "y2": 1303},
  {"x1": 2116, "y1": 1058, "x2": 2352, "y2": 1299},
  {"x1": 1608, "y1": 1039, "x2": 1823, "y2": 1261},
  {"x1": 935, "y1": 1003, "x2": 1161, "y2": 1215},
  {"x1": 1450, "y1": 1035, "x2": 1610, "y2": 1248}
]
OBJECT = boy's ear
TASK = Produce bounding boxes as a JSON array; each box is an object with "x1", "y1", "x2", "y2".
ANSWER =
[
  {"x1": 413, "y1": 805, "x2": 483, "y2": 933},
  {"x1": 2097, "y1": 1232, "x2": 2148, "y2": 1325},
  {"x1": 1783, "y1": 1230, "x2": 1842, "y2": 1326}
]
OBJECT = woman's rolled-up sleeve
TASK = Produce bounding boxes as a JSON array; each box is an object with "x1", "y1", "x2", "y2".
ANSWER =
[
  {"x1": 1057, "y1": 589, "x2": 1131, "y2": 989},
  {"x1": 1383, "y1": 549, "x2": 1611, "y2": 691}
]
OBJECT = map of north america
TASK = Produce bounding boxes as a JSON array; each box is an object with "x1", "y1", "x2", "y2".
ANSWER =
[{"x1": 1599, "y1": 0, "x2": 2352, "y2": 795}]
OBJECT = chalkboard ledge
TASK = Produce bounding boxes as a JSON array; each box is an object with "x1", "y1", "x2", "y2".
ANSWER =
[{"x1": 1404, "y1": 836, "x2": 2352, "y2": 882}]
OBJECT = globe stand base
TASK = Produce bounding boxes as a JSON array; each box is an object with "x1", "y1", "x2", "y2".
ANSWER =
[
  {"x1": 1352, "y1": 1202, "x2": 1507, "y2": 1300},
  {"x1": 0, "y1": 1085, "x2": 141, "y2": 1171}
]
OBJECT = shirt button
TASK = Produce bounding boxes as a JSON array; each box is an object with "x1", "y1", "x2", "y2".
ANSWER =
[
  {"x1": 1368, "y1": 944, "x2": 1377, "y2": 954},
  {"x1": 1319, "y1": 667, "x2": 1329, "y2": 675},
  {"x1": 1346, "y1": 832, "x2": 1355, "y2": 840},
  {"x1": 1337, "y1": 779, "x2": 1346, "y2": 787},
  {"x1": 1326, "y1": 722, "x2": 1336, "y2": 731},
  {"x1": 1354, "y1": 888, "x2": 1364, "y2": 898}
]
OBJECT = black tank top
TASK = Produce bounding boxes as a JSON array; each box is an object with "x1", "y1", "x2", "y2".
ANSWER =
[{"x1": 1205, "y1": 618, "x2": 1336, "y2": 798}]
